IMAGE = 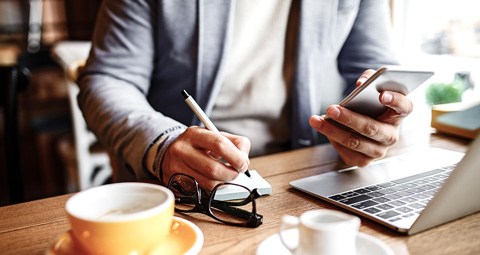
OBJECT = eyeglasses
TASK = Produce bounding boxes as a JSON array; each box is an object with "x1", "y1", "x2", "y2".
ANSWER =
[{"x1": 167, "y1": 173, "x2": 263, "y2": 228}]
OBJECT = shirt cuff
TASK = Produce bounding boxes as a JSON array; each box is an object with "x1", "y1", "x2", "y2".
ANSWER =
[{"x1": 145, "y1": 127, "x2": 185, "y2": 184}]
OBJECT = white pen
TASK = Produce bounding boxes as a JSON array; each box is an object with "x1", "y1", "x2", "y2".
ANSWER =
[{"x1": 181, "y1": 90, "x2": 251, "y2": 177}]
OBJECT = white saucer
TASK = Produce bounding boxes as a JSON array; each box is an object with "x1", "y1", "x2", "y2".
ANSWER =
[
  {"x1": 46, "y1": 216, "x2": 203, "y2": 255},
  {"x1": 256, "y1": 229, "x2": 394, "y2": 255}
]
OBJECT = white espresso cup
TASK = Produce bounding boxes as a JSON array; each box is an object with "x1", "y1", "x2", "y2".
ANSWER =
[
  {"x1": 279, "y1": 209, "x2": 360, "y2": 255},
  {"x1": 66, "y1": 182, "x2": 175, "y2": 255}
]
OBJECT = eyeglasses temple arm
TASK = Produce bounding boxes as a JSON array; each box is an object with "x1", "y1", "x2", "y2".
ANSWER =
[{"x1": 210, "y1": 200, "x2": 257, "y2": 220}]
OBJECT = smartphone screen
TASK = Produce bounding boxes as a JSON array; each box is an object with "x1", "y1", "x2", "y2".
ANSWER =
[{"x1": 339, "y1": 66, "x2": 435, "y2": 119}]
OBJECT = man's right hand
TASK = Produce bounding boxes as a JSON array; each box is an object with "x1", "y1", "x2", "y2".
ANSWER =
[{"x1": 161, "y1": 126, "x2": 251, "y2": 190}]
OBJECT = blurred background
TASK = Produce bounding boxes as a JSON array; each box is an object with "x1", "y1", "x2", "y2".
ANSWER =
[
  {"x1": 390, "y1": 0, "x2": 480, "y2": 142},
  {"x1": 0, "y1": 0, "x2": 101, "y2": 206},
  {"x1": 0, "y1": 0, "x2": 479, "y2": 206}
]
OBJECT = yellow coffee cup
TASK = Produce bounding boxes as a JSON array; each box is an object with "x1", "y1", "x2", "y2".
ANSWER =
[{"x1": 66, "y1": 182, "x2": 174, "y2": 255}]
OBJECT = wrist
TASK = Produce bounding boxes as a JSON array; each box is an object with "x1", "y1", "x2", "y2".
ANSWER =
[{"x1": 152, "y1": 128, "x2": 185, "y2": 185}]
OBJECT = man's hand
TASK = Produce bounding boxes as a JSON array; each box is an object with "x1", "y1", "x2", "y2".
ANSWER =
[
  {"x1": 161, "y1": 126, "x2": 250, "y2": 190},
  {"x1": 309, "y1": 69, "x2": 413, "y2": 167}
]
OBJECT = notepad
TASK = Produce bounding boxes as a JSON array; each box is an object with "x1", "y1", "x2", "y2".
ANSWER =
[
  {"x1": 437, "y1": 103, "x2": 480, "y2": 130},
  {"x1": 431, "y1": 100, "x2": 480, "y2": 139},
  {"x1": 213, "y1": 170, "x2": 272, "y2": 201}
]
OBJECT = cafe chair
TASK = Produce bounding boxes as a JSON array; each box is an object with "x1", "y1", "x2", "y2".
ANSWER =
[
  {"x1": 65, "y1": 58, "x2": 114, "y2": 191},
  {"x1": 52, "y1": 42, "x2": 114, "y2": 192}
]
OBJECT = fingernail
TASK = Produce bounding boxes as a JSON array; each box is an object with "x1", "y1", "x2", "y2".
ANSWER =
[
  {"x1": 382, "y1": 92, "x2": 393, "y2": 104},
  {"x1": 327, "y1": 106, "x2": 341, "y2": 119},
  {"x1": 357, "y1": 77, "x2": 367, "y2": 86},
  {"x1": 309, "y1": 115, "x2": 324, "y2": 128},
  {"x1": 237, "y1": 162, "x2": 248, "y2": 173},
  {"x1": 243, "y1": 152, "x2": 250, "y2": 165}
]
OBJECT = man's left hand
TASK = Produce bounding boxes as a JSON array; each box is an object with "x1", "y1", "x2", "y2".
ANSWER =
[{"x1": 309, "y1": 69, "x2": 413, "y2": 167}]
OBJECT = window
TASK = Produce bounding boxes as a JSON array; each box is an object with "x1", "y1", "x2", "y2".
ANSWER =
[
  {"x1": 390, "y1": 0, "x2": 480, "y2": 130},
  {"x1": 391, "y1": 0, "x2": 480, "y2": 101}
]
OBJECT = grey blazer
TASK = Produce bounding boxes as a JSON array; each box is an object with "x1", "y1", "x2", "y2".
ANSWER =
[{"x1": 78, "y1": 0, "x2": 398, "y2": 179}]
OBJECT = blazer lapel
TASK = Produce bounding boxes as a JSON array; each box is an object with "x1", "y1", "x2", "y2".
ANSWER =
[
  {"x1": 292, "y1": 0, "x2": 335, "y2": 148},
  {"x1": 195, "y1": 0, "x2": 235, "y2": 119}
]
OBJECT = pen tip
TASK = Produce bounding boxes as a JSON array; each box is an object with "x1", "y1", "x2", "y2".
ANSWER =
[
  {"x1": 245, "y1": 170, "x2": 251, "y2": 177},
  {"x1": 181, "y1": 90, "x2": 190, "y2": 99}
]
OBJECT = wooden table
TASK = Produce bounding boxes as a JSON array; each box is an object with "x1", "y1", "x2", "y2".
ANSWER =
[{"x1": 1, "y1": 129, "x2": 479, "y2": 255}]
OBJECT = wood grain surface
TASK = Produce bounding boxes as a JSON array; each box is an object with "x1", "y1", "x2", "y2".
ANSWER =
[{"x1": 1, "y1": 130, "x2": 479, "y2": 255}]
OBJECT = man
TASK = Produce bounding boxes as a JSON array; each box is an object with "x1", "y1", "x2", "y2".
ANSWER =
[{"x1": 78, "y1": 0, "x2": 410, "y2": 190}]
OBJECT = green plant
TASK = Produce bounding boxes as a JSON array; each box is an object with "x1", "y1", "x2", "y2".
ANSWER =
[{"x1": 425, "y1": 78, "x2": 466, "y2": 106}]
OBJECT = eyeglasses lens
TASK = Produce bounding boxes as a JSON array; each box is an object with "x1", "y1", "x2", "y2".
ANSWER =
[
  {"x1": 169, "y1": 174, "x2": 197, "y2": 211},
  {"x1": 210, "y1": 184, "x2": 254, "y2": 225}
]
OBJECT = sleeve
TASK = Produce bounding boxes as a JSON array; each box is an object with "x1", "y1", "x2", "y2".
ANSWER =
[
  {"x1": 77, "y1": 0, "x2": 186, "y2": 179},
  {"x1": 337, "y1": 0, "x2": 399, "y2": 95}
]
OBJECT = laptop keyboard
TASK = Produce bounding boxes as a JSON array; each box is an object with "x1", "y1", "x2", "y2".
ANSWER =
[{"x1": 328, "y1": 164, "x2": 457, "y2": 223}]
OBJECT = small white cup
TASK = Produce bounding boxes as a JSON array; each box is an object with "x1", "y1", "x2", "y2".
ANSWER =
[{"x1": 279, "y1": 209, "x2": 360, "y2": 255}]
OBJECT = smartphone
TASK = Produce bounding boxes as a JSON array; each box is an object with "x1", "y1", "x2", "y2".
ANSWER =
[{"x1": 336, "y1": 66, "x2": 435, "y2": 119}]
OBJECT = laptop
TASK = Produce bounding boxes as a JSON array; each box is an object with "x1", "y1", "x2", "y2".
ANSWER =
[{"x1": 290, "y1": 133, "x2": 480, "y2": 235}]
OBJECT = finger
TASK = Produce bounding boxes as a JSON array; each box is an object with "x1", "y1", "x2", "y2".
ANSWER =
[
  {"x1": 183, "y1": 149, "x2": 240, "y2": 190},
  {"x1": 309, "y1": 115, "x2": 389, "y2": 158},
  {"x1": 221, "y1": 132, "x2": 251, "y2": 164},
  {"x1": 324, "y1": 105, "x2": 399, "y2": 146},
  {"x1": 186, "y1": 160, "x2": 237, "y2": 191},
  {"x1": 190, "y1": 149, "x2": 240, "y2": 178},
  {"x1": 206, "y1": 150, "x2": 222, "y2": 160},
  {"x1": 163, "y1": 155, "x2": 225, "y2": 191},
  {"x1": 329, "y1": 140, "x2": 375, "y2": 168},
  {"x1": 196, "y1": 175, "x2": 227, "y2": 191},
  {"x1": 187, "y1": 127, "x2": 249, "y2": 173},
  {"x1": 356, "y1": 69, "x2": 376, "y2": 87},
  {"x1": 377, "y1": 91, "x2": 414, "y2": 126},
  {"x1": 163, "y1": 132, "x2": 239, "y2": 182}
]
